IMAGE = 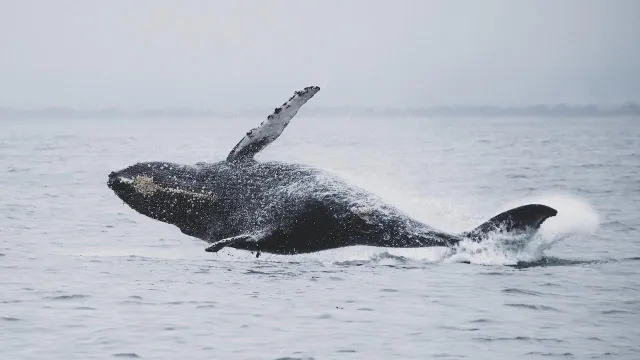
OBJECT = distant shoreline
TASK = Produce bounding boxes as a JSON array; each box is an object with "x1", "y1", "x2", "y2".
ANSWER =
[{"x1": 1, "y1": 103, "x2": 639, "y2": 119}]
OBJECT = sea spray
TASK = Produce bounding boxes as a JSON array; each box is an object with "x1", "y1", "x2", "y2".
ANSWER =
[{"x1": 444, "y1": 192, "x2": 600, "y2": 265}]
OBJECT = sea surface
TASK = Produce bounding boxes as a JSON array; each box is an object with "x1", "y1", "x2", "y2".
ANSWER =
[{"x1": 1, "y1": 116, "x2": 639, "y2": 359}]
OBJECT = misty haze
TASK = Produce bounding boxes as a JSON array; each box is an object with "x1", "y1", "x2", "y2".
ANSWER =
[{"x1": 1, "y1": 0, "x2": 639, "y2": 112}]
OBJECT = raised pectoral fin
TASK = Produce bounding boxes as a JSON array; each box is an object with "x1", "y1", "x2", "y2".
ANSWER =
[{"x1": 226, "y1": 86, "x2": 320, "y2": 162}]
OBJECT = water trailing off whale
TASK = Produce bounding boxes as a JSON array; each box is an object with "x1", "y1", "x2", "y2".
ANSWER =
[{"x1": 107, "y1": 86, "x2": 557, "y2": 257}]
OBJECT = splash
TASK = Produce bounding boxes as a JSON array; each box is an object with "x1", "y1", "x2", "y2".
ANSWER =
[{"x1": 444, "y1": 193, "x2": 601, "y2": 265}]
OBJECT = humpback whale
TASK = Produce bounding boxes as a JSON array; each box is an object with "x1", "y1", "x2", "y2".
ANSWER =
[{"x1": 107, "y1": 86, "x2": 557, "y2": 258}]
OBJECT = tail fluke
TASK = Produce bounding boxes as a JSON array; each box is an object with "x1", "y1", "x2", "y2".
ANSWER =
[{"x1": 460, "y1": 204, "x2": 557, "y2": 242}]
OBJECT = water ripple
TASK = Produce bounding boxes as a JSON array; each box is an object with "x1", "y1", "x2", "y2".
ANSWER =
[
  {"x1": 45, "y1": 294, "x2": 89, "y2": 301},
  {"x1": 502, "y1": 288, "x2": 544, "y2": 296},
  {"x1": 475, "y1": 336, "x2": 565, "y2": 343},
  {"x1": 504, "y1": 303, "x2": 561, "y2": 312},
  {"x1": 112, "y1": 353, "x2": 142, "y2": 358}
]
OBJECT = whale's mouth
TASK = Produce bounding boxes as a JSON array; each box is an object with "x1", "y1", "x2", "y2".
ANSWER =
[
  {"x1": 106, "y1": 165, "x2": 215, "y2": 240},
  {"x1": 109, "y1": 176, "x2": 132, "y2": 186},
  {"x1": 107, "y1": 172, "x2": 131, "y2": 188},
  {"x1": 107, "y1": 172, "x2": 217, "y2": 201},
  {"x1": 108, "y1": 173, "x2": 163, "y2": 195}
]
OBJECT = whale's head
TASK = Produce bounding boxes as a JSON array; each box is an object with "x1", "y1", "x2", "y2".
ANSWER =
[{"x1": 107, "y1": 161, "x2": 216, "y2": 238}]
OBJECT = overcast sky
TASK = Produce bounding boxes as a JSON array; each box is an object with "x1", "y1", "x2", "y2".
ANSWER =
[{"x1": 1, "y1": 0, "x2": 639, "y2": 110}]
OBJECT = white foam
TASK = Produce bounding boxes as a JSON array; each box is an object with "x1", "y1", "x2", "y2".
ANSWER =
[{"x1": 444, "y1": 192, "x2": 601, "y2": 265}]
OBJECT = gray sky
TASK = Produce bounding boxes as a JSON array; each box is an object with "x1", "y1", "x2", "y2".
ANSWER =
[{"x1": 1, "y1": 0, "x2": 639, "y2": 110}]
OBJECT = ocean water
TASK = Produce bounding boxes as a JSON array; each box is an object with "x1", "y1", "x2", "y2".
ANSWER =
[{"x1": 1, "y1": 116, "x2": 639, "y2": 359}]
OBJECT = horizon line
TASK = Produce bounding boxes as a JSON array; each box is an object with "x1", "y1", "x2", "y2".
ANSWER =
[{"x1": 1, "y1": 102, "x2": 639, "y2": 119}]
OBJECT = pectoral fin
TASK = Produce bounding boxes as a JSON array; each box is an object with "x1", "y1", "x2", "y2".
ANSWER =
[
  {"x1": 205, "y1": 235, "x2": 255, "y2": 253},
  {"x1": 226, "y1": 86, "x2": 321, "y2": 162}
]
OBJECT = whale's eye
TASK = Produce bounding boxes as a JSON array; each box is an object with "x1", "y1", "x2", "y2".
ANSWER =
[
  {"x1": 352, "y1": 214, "x2": 374, "y2": 234},
  {"x1": 349, "y1": 206, "x2": 376, "y2": 234}
]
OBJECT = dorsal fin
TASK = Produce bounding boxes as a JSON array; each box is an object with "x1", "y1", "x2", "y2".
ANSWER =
[{"x1": 226, "y1": 86, "x2": 321, "y2": 163}]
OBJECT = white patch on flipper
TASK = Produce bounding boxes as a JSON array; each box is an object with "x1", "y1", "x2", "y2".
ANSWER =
[{"x1": 226, "y1": 86, "x2": 320, "y2": 162}]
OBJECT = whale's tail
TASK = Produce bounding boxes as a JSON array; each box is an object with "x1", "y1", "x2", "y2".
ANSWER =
[{"x1": 459, "y1": 204, "x2": 557, "y2": 242}]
